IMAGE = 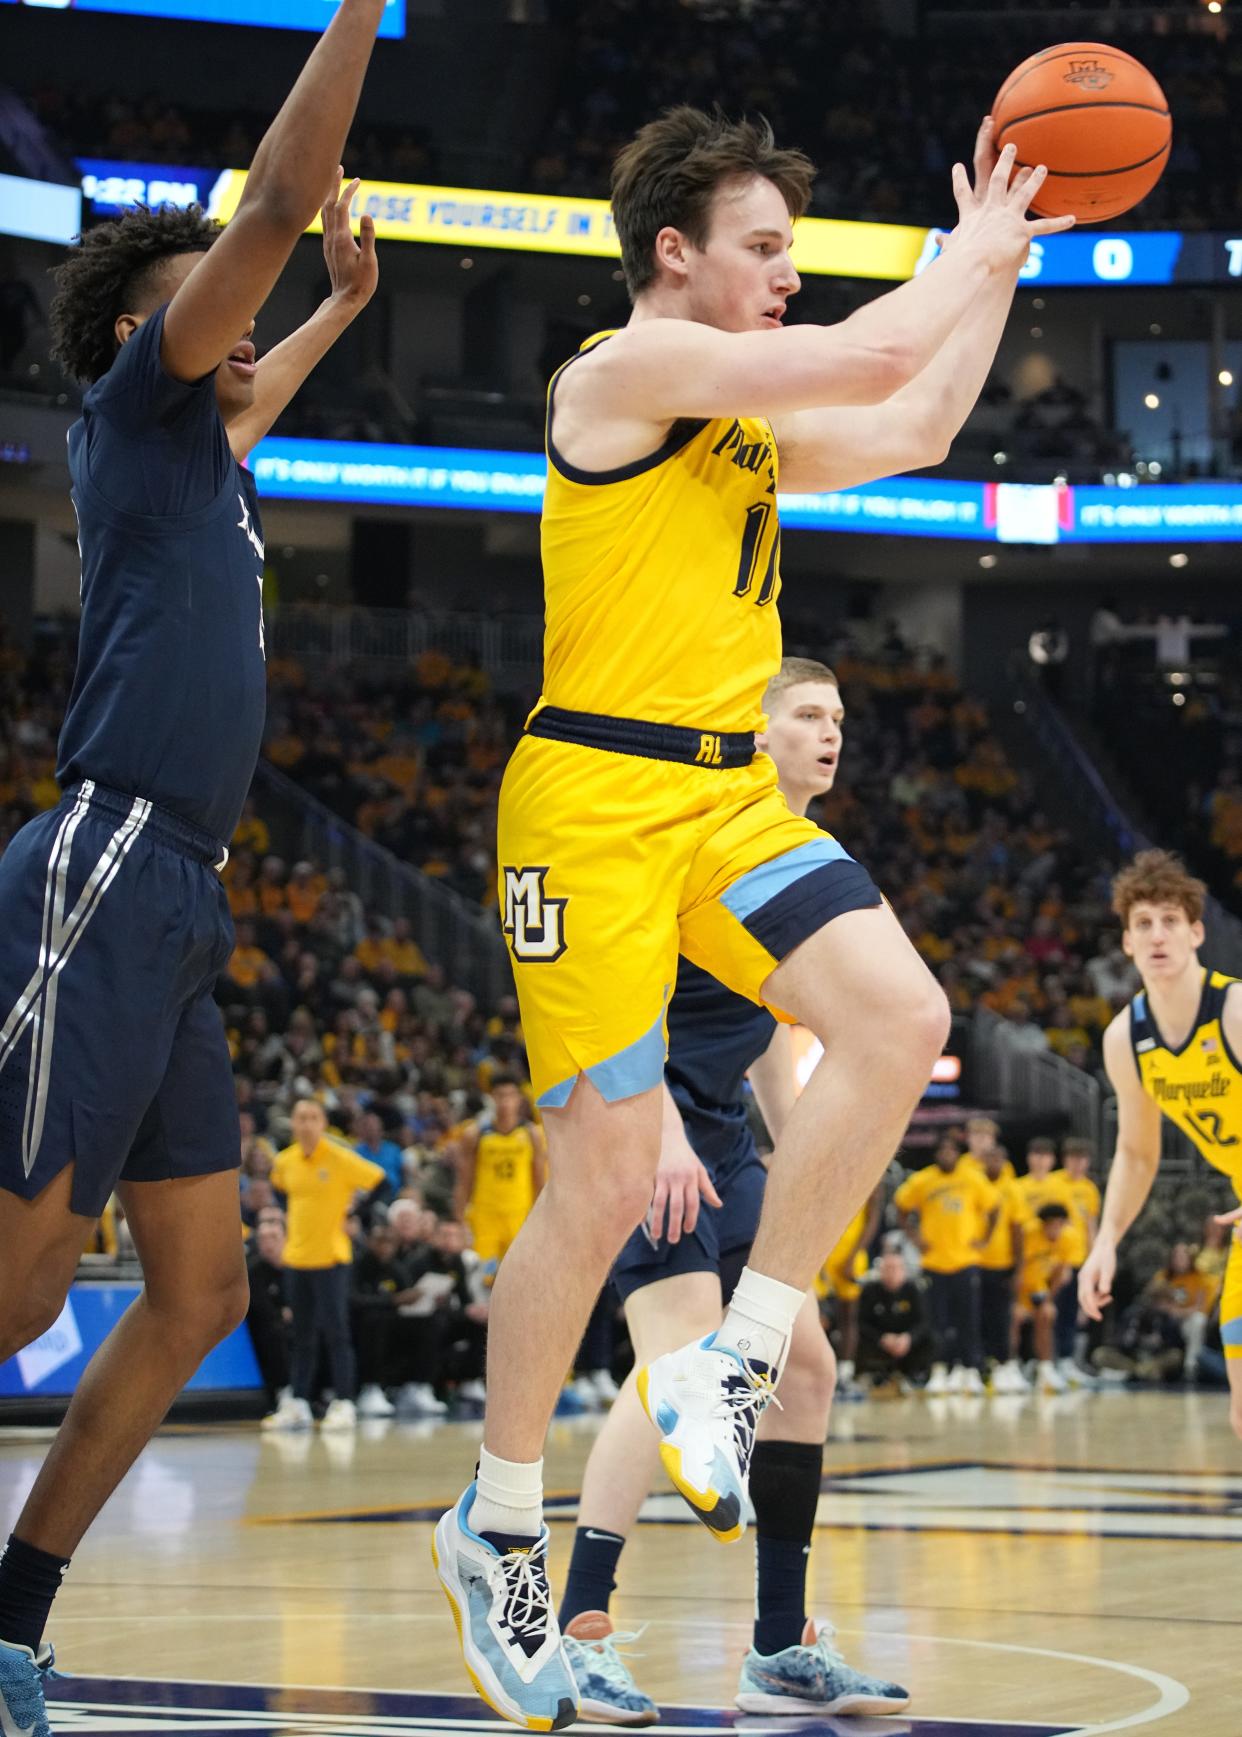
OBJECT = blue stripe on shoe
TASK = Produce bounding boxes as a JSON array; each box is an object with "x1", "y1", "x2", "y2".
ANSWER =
[
  {"x1": 721, "y1": 838, "x2": 852, "y2": 922},
  {"x1": 537, "y1": 1002, "x2": 669, "y2": 1109}
]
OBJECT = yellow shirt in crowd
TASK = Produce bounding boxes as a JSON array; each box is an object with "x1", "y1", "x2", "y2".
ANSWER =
[
  {"x1": 270, "y1": 1139, "x2": 386, "y2": 1269},
  {"x1": 1052, "y1": 1168, "x2": 1100, "y2": 1267},
  {"x1": 976, "y1": 1174, "x2": 1026, "y2": 1272},
  {"x1": 893, "y1": 1160, "x2": 998, "y2": 1275},
  {"x1": 1018, "y1": 1217, "x2": 1073, "y2": 1307}
]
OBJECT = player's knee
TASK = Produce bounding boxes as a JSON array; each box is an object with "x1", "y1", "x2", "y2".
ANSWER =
[
  {"x1": 591, "y1": 1170, "x2": 656, "y2": 1248},
  {"x1": 0, "y1": 1292, "x2": 67, "y2": 1362},
  {"x1": 1230, "y1": 1391, "x2": 1242, "y2": 1442},
  {"x1": 163, "y1": 1269, "x2": 250, "y2": 1353},
  {"x1": 828, "y1": 972, "x2": 949, "y2": 1075}
]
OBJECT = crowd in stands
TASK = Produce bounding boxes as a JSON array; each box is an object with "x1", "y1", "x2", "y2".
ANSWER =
[
  {"x1": 13, "y1": 0, "x2": 1239, "y2": 236},
  {"x1": 2, "y1": 609, "x2": 1236, "y2": 1421},
  {"x1": 537, "y1": 1, "x2": 1236, "y2": 230},
  {"x1": 1089, "y1": 607, "x2": 1242, "y2": 918},
  {"x1": 20, "y1": 82, "x2": 439, "y2": 187}
]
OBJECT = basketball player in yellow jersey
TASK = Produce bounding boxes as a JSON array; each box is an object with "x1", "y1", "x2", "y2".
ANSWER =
[
  {"x1": 1080, "y1": 851, "x2": 1242, "y2": 1444},
  {"x1": 455, "y1": 1076, "x2": 547, "y2": 1267},
  {"x1": 435, "y1": 111, "x2": 1073, "y2": 1731}
]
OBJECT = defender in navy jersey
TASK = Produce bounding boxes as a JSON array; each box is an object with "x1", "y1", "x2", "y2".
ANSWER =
[
  {"x1": 0, "y1": 9, "x2": 387, "y2": 1731},
  {"x1": 560, "y1": 660, "x2": 909, "y2": 1723}
]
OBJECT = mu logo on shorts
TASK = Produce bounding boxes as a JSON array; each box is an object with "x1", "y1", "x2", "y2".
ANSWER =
[{"x1": 502, "y1": 867, "x2": 568, "y2": 962}]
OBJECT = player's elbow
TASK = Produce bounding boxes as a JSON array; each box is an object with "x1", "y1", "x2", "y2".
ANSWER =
[{"x1": 239, "y1": 180, "x2": 317, "y2": 243}]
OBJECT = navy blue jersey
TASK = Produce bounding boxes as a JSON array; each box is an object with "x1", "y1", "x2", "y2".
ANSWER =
[
  {"x1": 58, "y1": 303, "x2": 267, "y2": 846},
  {"x1": 666, "y1": 954, "x2": 777, "y2": 1168}
]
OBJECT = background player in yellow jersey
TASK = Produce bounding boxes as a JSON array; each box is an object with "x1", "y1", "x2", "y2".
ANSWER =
[
  {"x1": 454, "y1": 1077, "x2": 547, "y2": 1269},
  {"x1": 435, "y1": 109, "x2": 1073, "y2": 1730},
  {"x1": 894, "y1": 1136, "x2": 998, "y2": 1395},
  {"x1": 1080, "y1": 851, "x2": 1242, "y2": 1442}
]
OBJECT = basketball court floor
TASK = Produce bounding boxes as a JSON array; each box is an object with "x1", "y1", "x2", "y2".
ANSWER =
[{"x1": 2, "y1": 1390, "x2": 1235, "y2": 1736}]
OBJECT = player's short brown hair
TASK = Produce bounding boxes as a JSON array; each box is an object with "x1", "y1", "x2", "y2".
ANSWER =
[
  {"x1": 1111, "y1": 849, "x2": 1206, "y2": 929},
  {"x1": 763, "y1": 657, "x2": 839, "y2": 712},
  {"x1": 610, "y1": 106, "x2": 815, "y2": 300}
]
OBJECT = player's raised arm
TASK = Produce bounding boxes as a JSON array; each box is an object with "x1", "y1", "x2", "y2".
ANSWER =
[
  {"x1": 774, "y1": 120, "x2": 1071, "y2": 494},
  {"x1": 1078, "y1": 1011, "x2": 1164, "y2": 1319},
  {"x1": 577, "y1": 140, "x2": 1067, "y2": 428},
  {"x1": 227, "y1": 172, "x2": 379, "y2": 463},
  {"x1": 159, "y1": 0, "x2": 388, "y2": 385}
]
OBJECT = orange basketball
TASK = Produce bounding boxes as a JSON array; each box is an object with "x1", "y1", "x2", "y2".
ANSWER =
[{"x1": 992, "y1": 42, "x2": 1171, "y2": 224}]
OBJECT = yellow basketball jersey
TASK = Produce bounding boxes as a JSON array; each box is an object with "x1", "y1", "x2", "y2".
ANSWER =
[
  {"x1": 1131, "y1": 971, "x2": 1242, "y2": 1194},
  {"x1": 540, "y1": 332, "x2": 782, "y2": 732},
  {"x1": 471, "y1": 1124, "x2": 537, "y2": 1219}
]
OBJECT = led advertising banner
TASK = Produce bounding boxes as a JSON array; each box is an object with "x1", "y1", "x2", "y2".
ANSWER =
[
  {"x1": 249, "y1": 438, "x2": 1242, "y2": 545},
  {"x1": 78, "y1": 158, "x2": 226, "y2": 219},
  {"x1": 0, "y1": 170, "x2": 81, "y2": 245},
  {"x1": 0, "y1": 1285, "x2": 262, "y2": 1398},
  {"x1": 2, "y1": 0, "x2": 403, "y2": 36},
  {"x1": 67, "y1": 155, "x2": 1242, "y2": 287}
]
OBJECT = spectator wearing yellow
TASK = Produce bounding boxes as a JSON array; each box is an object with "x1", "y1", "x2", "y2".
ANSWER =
[
  {"x1": 894, "y1": 1135, "x2": 998, "y2": 1395},
  {"x1": 963, "y1": 1115, "x2": 1013, "y2": 1181},
  {"x1": 225, "y1": 920, "x2": 280, "y2": 1000},
  {"x1": 1013, "y1": 1202, "x2": 1073, "y2": 1392},
  {"x1": 232, "y1": 798, "x2": 270, "y2": 858},
  {"x1": 286, "y1": 861, "x2": 326, "y2": 925},
  {"x1": 1148, "y1": 1241, "x2": 1217, "y2": 1377},
  {"x1": 265, "y1": 1099, "x2": 385, "y2": 1433},
  {"x1": 973, "y1": 1144, "x2": 1029, "y2": 1393},
  {"x1": 382, "y1": 916, "x2": 429, "y2": 982},
  {"x1": 1014, "y1": 1137, "x2": 1074, "y2": 1223}
]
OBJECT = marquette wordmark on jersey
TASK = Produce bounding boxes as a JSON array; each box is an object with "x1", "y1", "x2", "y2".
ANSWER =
[{"x1": 502, "y1": 866, "x2": 568, "y2": 962}]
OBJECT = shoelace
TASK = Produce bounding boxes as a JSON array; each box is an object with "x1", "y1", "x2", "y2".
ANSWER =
[
  {"x1": 715, "y1": 1354, "x2": 781, "y2": 1461},
  {"x1": 808, "y1": 1621, "x2": 847, "y2": 1670},
  {"x1": 486, "y1": 1534, "x2": 555, "y2": 1653},
  {"x1": 572, "y1": 1625, "x2": 648, "y2": 1689}
]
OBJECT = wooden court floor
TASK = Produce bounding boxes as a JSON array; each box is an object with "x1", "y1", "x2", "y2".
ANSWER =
[{"x1": 1, "y1": 1389, "x2": 1237, "y2": 1737}]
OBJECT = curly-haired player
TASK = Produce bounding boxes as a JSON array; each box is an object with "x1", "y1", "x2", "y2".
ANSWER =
[
  {"x1": 0, "y1": 8, "x2": 386, "y2": 1734},
  {"x1": 1080, "y1": 850, "x2": 1242, "y2": 1438}
]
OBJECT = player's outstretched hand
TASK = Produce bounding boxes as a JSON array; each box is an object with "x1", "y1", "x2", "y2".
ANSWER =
[
  {"x1": 322, "y1": 167, "x2": 379, "y2": 309},
  {"x1": 948, "y1": 117, "x2": 1075, "y2": 275},
  {"x1": 647, "y1": 1129, "x2": 722, "y2": 1246},
  {"x1": 1078, "y1": 1237, "x2": 1116, "y2": 1321}
]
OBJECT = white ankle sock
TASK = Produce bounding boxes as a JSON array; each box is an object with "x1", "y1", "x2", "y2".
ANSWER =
[
  {"x1": 468, "y1": 1448, "x2": 544, "y2": 1540},
  {"x1": 715, "y1": 1266, "x2": 805, "y2": 1375}
]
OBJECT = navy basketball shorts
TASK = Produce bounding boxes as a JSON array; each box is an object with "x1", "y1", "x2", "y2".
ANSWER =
[
  {"x1": 612, "y1": 1138, "x2": 767, "y2": 1306},
  {"x1": 0, "y1": 780, "x2": 239, "y2": 1218}
]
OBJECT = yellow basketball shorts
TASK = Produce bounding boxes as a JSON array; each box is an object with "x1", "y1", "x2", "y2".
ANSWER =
[
  {"x1": 469, "y1": 1208, "x2": 530, "y2": 1266},
  {"x1": 822, "y1": 1247, "x2": 869, "y2": 1304},
  {"x1": 497, "y1": 719, "x2": 882, "y2": 1108},
  {"x1": 1222, "y1": 1229, "x2": 1242, "y2": 1363}
]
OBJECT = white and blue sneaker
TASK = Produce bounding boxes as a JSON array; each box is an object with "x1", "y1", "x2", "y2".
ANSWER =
[
  {"x1": 636, "y1": 1333, "x2": 776, "y2": 1544},
  {"x1": 563, "y1": 1611, "x2": 658, "y2": 1727},
  {"x1": 433, "y1": 1485, "x2": 578, "y2": 1731},
  {"x1": 0, "y1": 1638, "x2": 56, "y2": 1737},
  {"x1": 736, "y1": 1618, "x2": 910, "y2": 1716}
]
